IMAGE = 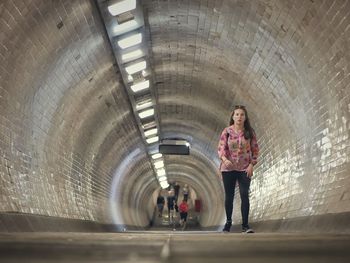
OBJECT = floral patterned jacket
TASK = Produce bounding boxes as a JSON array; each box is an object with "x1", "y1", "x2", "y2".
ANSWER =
[{"x1": 218, "y1": 125, "x2": 259, "y2": 172}]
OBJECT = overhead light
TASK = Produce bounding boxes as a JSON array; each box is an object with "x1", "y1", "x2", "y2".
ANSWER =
[
  {"x1": 154, "y1": 160, "x2": 164, "y2": 169},
  {"x1": 141, "y1": 120, "x2": 156, "y2": 129},
  {"x1": 127, "y1": 75, "x2": 133, "y2": 82},
  {"x1": 138, "y1": 108, "x2": 154, "y2": 119},
  {"x1": 145, "y1": 128, "x2": 157, "y2": 137},
  {"x1": 125, "y1": 60, "x2": 146, "y2": 75},
  {"x1": 158, "y1": 176, "x2": 167, "y2": 182},
  {"x1": 113, "y1": 20, "x2": 138, "y2": 35},
  {"x1": 108, "y1": 0, "x2": 136, "y2": 16},
  {"x1": 118, "y1": 33, "x2": 142, "y2": 49},
  {"x1": 146, "y1": 136, "x2": 158, "y2": 144},
  {"x1": 152, "y1": 153, "x2": 162, "y2": 160},
  {"x1": 156, "y1": 168, "x2": 166, "y2": 176},
  {"x1": 130, "y1": 80, "x2": 149, "y2": 92},
  {"x1": 121, "y1": 49, "x2": 143, "y2": 61},
  {"x1": 160, "y1": 181, "x2": 169, "y2": 189},
  {"x1": 136, "y1": 99, "x2": 152, "y2": 111}
]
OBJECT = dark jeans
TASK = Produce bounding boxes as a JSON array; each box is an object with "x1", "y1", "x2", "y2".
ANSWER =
[
  {"x1": 222, "y1": 170, "x2": 251, "y2": 227},
  {"x1": 183, "y1": 194, "x2": 188, "y2": 201},
  {"x1": 180, "y1": 212, "x2": 188, "y2": 221}
]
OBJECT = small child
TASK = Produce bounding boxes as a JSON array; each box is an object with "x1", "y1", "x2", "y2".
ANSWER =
[{"x1": 179, "y1": 199, "x2": 189, "y2": 230}]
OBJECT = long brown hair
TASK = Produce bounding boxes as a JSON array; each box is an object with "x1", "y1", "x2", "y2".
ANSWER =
[{"x1": 229, "y1": 105, "x2": 255, "y2": 140}]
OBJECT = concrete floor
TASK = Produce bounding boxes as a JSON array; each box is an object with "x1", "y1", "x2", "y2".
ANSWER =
[{"x1": 1, "y1": 231, "x2": 350, "y2": 263}]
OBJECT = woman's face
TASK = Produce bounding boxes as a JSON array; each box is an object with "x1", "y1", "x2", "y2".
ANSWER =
[{"x1": 232, "y1": 109, "x2": 246, "y2": 125}]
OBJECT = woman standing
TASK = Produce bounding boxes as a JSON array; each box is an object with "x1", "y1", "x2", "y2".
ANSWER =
[{"x1": 218, "y1": 105, "x2": 259, "y2": 233}]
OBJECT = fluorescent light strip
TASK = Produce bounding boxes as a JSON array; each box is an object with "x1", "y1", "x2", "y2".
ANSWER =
[
  {"x1": 152, "y1": 153, "x2": 162, "y2": 160},
  {"x1": 118, "y1": 33, "x2": 142, "y2": 49},
  {"x1": 158, "y1": 176, "x2": 167, "y2": 182},
  {"x1": 130, "y1": 80, "x2": 149, "y2": 93},
  {"x1": 138, "y1": 108, "x2": 154, "y2": 119},
  {"x1": 146, "y1": 136, "x2": 158, "y2": 144},
  {"x1": 108, "y1": 0, "x2": 136, "y2": 16},
  {"x1": 156, "y1": 168, "x2": 166, "y2": 176},
  {"x1": 125, "y1": 60, "x2": 146, "y2": 75},
  {"x1": 154, "y1": 160, "x2": 164, "y2": 169},
  {"x1": 160, "y1": 181, "x2": 169, "y2": 189},
  {"x1": 113, "y1": 20, "x2": 138, "y2": 35},
  {"x1": 136, "y1": 99, "x2": 152, "y2": 111},
  {"x1": 121, "y1": 49, "x2": 142, "y2": 61},
  {"x1": 142, "y1": 120, "x2": 156, "y2": 129},
  {"x1": 145, "y1": 128, "x2": 157, "y2": 137}
]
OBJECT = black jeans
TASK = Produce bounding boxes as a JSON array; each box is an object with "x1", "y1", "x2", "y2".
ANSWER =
[{"x1": 222, "y1": 170, "x2": 251, "y2": 227}]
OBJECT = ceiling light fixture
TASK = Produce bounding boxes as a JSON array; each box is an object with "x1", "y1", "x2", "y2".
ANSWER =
[
  {"x1": 113, "y1": 20, "x2": 138, "y2": 35},
  {"x1": 127, "y1": 75, "x2": 133, "y2": 82},
  {"x1": 156, "y1": 168, "x2": 166, "y2": 176},
  {"x1": 146, "y1": 136, "x2": 158, "y2": 144},
  {"x1": 136, "y1": 99, "x2": 152, "y2": 111},
  {"x1": 158, "y1": 176, "x2": 167, "y2": 182},
  {"x1": 108, "y1": 0, "x2": 136, "y2": 16},
  {"x1": 160, "y1": 181, "x2": 169, "y2": 189},
  {"x1": 125, "y1": 60, "x2": 146, "y2": 74},
  {"x1": 130, "y1": 80, "x2": 149, "y2": 92},
  {"x1": 141, "y1": 120, "x2": 156, "y2": 129},
  {"x1": 151, "y1": 153, "x2": 162, "y2": 160},
  {"x1": 96, "y1": 0, "x2": 164, "y2": 190},
  {"x1": 154, "y1": 160, "x2": 164, "y2": 169},
  {"x1": 121, "y1": 49, "x2": 143, "y2": 61},
  {"x1": 145, "y1": 128, "x2": 157, "y2": 137},
  {"x1": 138, "y1": 108, "x2": 154, "y2": 119},
  {"x1": 117, "y1": 33, "x2": 142, "y2": 49}
]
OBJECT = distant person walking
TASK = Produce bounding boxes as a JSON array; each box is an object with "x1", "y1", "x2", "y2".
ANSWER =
[
  {"x1": 174, "y1": 182, "x2": 180, "y2": 203},
  {"x1": 167, "y1": 190, "x2": 176, "y2": 224},
  {"x1": 218, "y1": 105, "x2": 259, "y2": 233},
  {"x1": 156, "y1": 193, "x2": 165, "y2": 217},
  {"x1": 182, "y1": 184, "x2": 189, "y2": 201},
  {"x1": 179, "y1": 199, "x2": 189, "y2": 230}
]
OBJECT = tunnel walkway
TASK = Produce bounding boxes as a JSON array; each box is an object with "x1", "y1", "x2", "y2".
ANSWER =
[{"x1": 1, "y1": 231, "x2": 350, "y2": 263}]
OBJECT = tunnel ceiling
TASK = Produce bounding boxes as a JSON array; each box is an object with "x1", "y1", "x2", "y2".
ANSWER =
[{"x1": 1, "y1": 0, "x2": 350, "y2": 229}]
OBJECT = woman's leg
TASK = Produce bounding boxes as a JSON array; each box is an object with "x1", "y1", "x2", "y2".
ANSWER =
[
  {"x1": 237, "y1": 171, "x2": 251, "y2": 228},
  {"x1": 222, "y1": 171, "x2": 237, "y2": 223},
  {"x1": 183, "y1": 212, "x2": 188, "y2": 230}
]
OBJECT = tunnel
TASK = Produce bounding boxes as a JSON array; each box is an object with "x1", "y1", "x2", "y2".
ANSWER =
[{"x1": 0, "y1": 0, "x2": 350, "y2": 262}]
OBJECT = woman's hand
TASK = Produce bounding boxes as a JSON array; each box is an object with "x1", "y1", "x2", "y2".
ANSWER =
[
  {"x1": 222, "y1": 158, "x2": 233, "y2": 168},
  {"x1": 245, "y1": 163, "x2": 254, "y2": 178}
]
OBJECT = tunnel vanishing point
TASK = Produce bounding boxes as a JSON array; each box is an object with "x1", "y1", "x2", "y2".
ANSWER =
[{"x1": 0, "y1": 0, "x2": 350, "y2": 235}]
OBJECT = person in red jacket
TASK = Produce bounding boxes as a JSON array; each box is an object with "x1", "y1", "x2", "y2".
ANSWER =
[{"x1": 179, "y1": 199, "x2": 189, "y2": 230}]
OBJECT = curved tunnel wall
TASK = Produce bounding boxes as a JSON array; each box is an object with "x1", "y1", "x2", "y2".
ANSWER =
[{"x1": 0, "y1": 0, "x2": 349, "y2": 232}]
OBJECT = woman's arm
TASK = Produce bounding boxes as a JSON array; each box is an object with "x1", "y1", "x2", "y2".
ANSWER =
[
  {"x1": 250, "y1": 134, "x2": 259, "y2": 166},
  {"x1": 217, "y1": 128, "x2": 228, "y2": 160},
  {"x1": 246, "y1": 134, "x2": 259, "y2": 177}
]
